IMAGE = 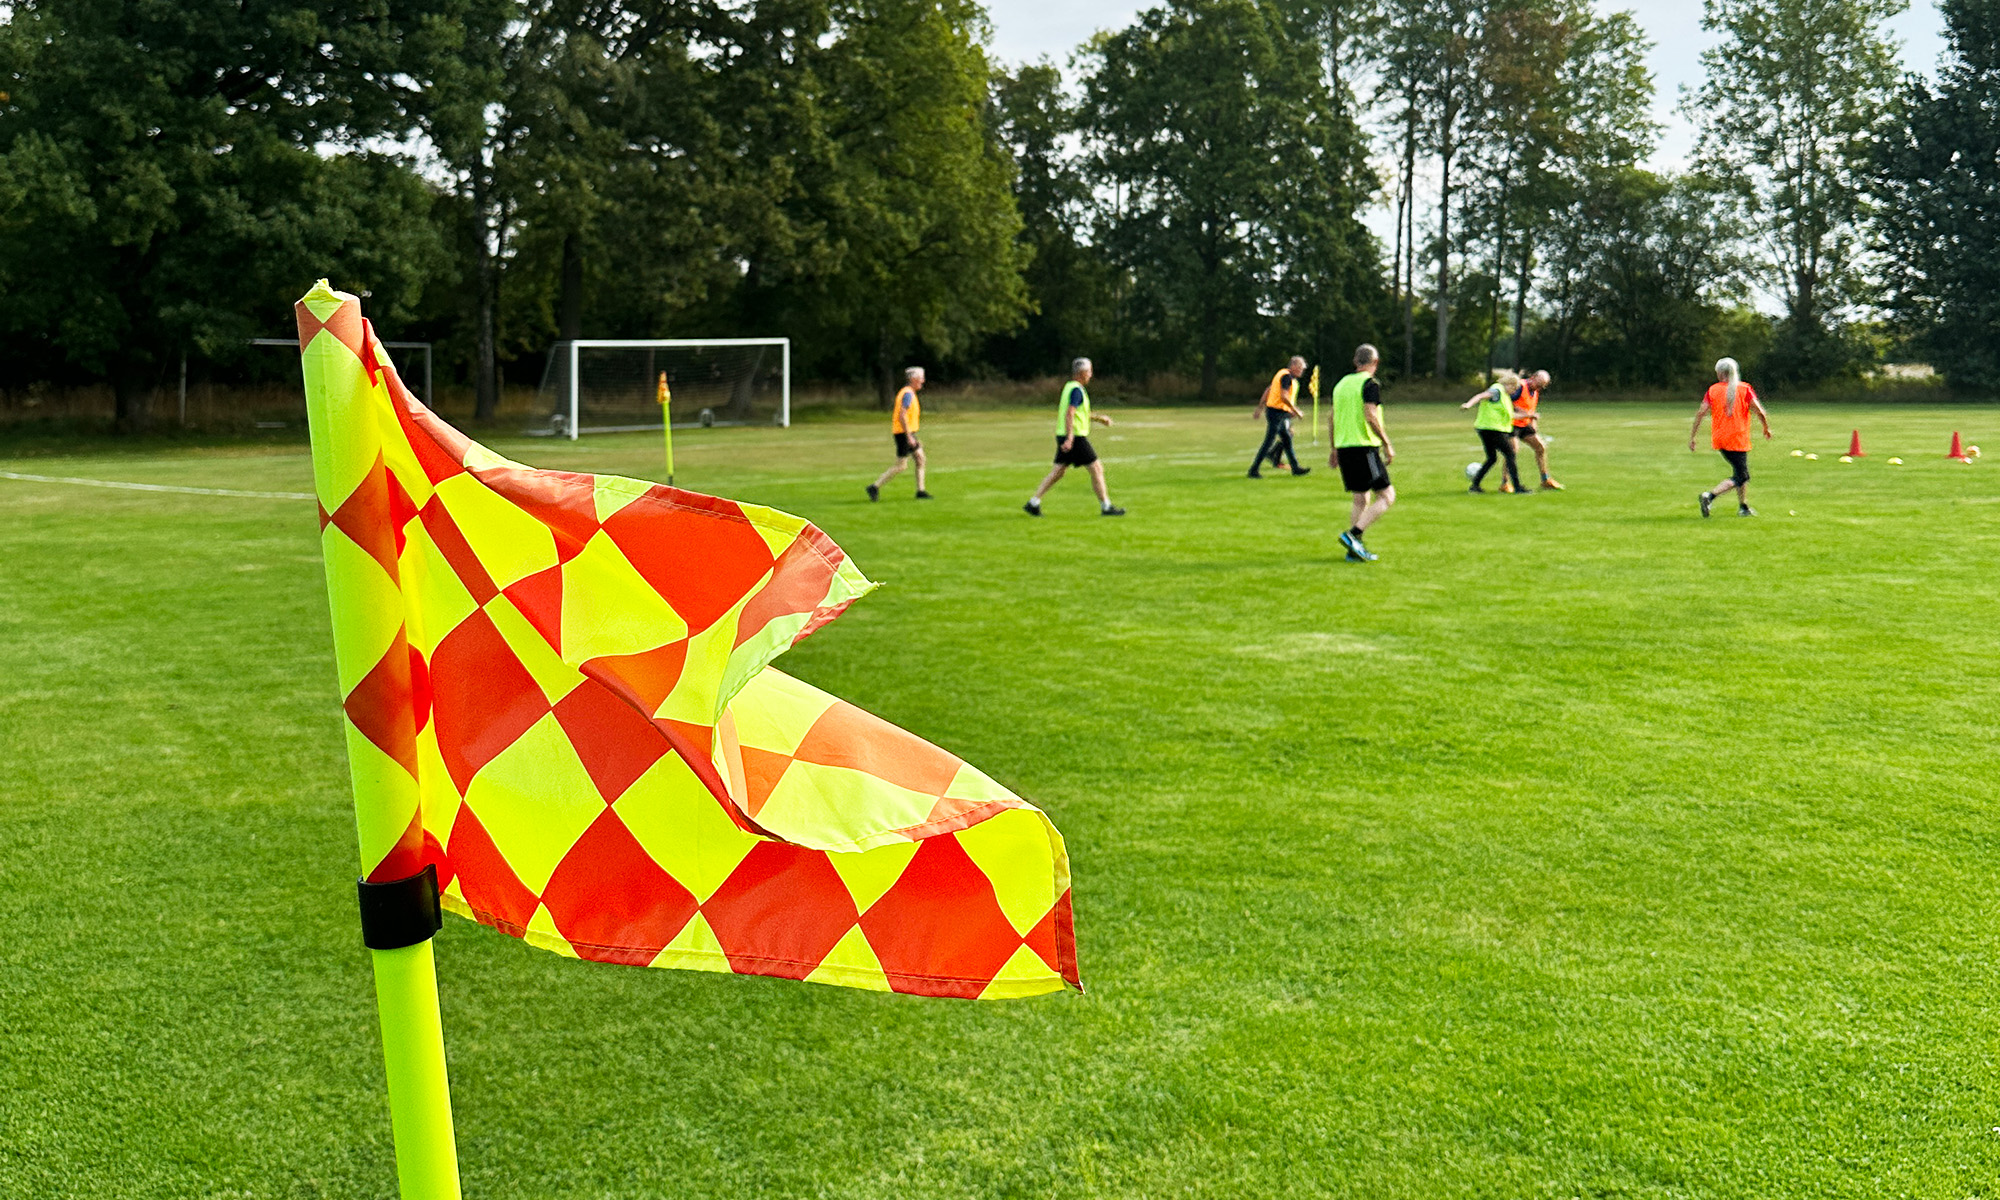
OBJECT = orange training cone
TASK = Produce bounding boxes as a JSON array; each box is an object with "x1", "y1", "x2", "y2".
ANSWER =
[
  {"x1": 1949, "y1": 431, "x2": 1970, "y2": 460},
  {"x1": 1847, "y1": 429, "x2": 1865, "y2": 456}
]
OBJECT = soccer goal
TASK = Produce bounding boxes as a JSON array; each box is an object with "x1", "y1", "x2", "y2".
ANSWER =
[{"x1": 536, "y1": 339, "x2": 791, "y2": 439}]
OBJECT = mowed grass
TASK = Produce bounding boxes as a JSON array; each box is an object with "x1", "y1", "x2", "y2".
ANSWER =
[{"x1": 4, "y1": 400, "x2": 2000, "y2": 1198}]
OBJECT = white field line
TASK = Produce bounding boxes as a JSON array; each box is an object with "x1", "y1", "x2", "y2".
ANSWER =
[{"x1": 0, "y1": 470, "x2": 313, "y2": 501}]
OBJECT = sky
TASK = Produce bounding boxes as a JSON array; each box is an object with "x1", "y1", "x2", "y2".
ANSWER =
[{"x1": 982, "y1": 0, "x2": 1950, "y2": 170}]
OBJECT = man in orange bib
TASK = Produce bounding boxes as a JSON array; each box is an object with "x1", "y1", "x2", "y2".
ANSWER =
[
  {"x1": 1247, "y1": 356, "x2": 1310, "y2": 477},
  {"x1": 1509, "y1": 369, "x2": 1562, "y2": 490},
  {"x1": 1689, "y1": 356, "x2": 1773, "y2": 517},
  {"x1": 868, "y1": 366, "x2": 932, "y2": 501}
]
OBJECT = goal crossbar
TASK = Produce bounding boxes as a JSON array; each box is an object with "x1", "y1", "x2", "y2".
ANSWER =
[{"x1": 557, "y1": 338, "x2": 791, "y2": 439}]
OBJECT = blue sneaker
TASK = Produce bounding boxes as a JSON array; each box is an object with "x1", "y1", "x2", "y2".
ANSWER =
[{"x1": 1339, "y1": 531, "x2": 1378, "y2": 562}]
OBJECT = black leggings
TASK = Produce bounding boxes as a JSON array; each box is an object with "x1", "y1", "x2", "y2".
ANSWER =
[
  {"x1": 1252, "y1": 407, "x2": 1299, "y2": 472},
  {"x1": 1474, "y1": 428, "x2": 1522, "y2": 490}
]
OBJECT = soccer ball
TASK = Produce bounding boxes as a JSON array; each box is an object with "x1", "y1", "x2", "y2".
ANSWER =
[{"x1": 1464, "y1": 461, "x2": 1482, "y2": 481}]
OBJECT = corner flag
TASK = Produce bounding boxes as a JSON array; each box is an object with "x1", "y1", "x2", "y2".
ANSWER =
[{"x1": 297, "y1": 282, "x2": 1079, "y2": 1195}]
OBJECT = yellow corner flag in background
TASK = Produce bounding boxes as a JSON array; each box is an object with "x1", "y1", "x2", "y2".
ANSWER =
[
  {"x1": 657, "y1": 371, "x2": 674, "y2": 483},
  {"x1": 1309, "y1": 365, "x2": 1321, "y2": 445},
  {"x1": 296, "y1": 281, "x2": 1079, "y2": 1198}
]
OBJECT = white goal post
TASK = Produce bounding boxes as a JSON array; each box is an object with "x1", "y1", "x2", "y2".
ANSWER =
[{"x1": 546, "y1": 338, "x2": 791, "y2": 440}]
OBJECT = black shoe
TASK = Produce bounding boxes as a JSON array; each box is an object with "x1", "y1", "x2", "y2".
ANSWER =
[
  {"x1": 914, "y1": 490, "x2": 933, "y2": 499},
  {"x1": 1699, "y1": 491, "x2": 1714, "y2": 517},
  {"x1": 1290, "y1": 467, "x2": 1310, "y2": 476},
  {"x1": 1247, "y1": 470, "x2": 1263, "y2": 478},
  {"x1": 1101, "y1": 505, "x2": 1126, "y2": 517},
  {"x1": 1737, "y1": 506, "x2": 1756, "y2": 517},
  {"x1": 1023, "y1": 500, "x2": 1041, "y2": 517},
  {"x1": 1468, "y1": 485, "x2": 1486, "y2": 494},
  {"x1": 866, "y1": 484, "x2": 880, "y2": 502}
]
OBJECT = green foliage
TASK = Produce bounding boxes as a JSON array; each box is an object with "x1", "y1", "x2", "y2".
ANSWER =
[
  {"x1": 1877, "y1": 0, "x2": 2000, "y2": 392},
  {"x1": 1082, "y1": 0, "x2": 1377, "y2": 399},
  {"x1": 0, "y1": 0, "x2": 484, "y2": 426}
]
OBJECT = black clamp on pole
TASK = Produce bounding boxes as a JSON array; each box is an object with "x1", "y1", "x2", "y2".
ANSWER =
[{"x1": 357, "y1": 863, "x2": 443, "y2": 950}]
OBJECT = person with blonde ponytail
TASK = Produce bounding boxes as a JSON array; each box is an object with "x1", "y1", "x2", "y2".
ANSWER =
[
  {"x1": 1689, "y1": 357, "x2": 1773, "y2": 516},
  {"x1": 1460, "y1": 370, "x2": 1527, "y2": 493}
]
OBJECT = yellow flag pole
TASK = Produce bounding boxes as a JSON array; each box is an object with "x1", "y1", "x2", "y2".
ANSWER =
[
  {"x1": 1309, "y1": 365, "x2": 1321, "y2": 446},
  {"x1": 658, "y1": 372, "x2": 674, "y2": 486},
  {"x1": 297, "y1": 281, "x2": 462, "y2": 1200}
]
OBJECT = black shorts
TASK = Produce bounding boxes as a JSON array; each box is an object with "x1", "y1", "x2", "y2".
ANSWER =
[
  {"x1": 1510, "y1": 424, "x2": 1538, "y2": 440},
  {"x1": 1719, "y1": 448, "x2": 1749, "y2": 485},
  {"x1": 893, "y1": 432, "x2": 919, "y2": 458},
  {"x1": 1336, "y1": 445, "x2": 1390, "y2": 493},
  {"x1": 1054, "y1": 435, "x2": 1098, "y2": 466}
]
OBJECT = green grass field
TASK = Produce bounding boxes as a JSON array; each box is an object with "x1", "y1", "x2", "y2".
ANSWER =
[{"x1": 4, "y1": 400, "x2": 2000, "y2": 1198}]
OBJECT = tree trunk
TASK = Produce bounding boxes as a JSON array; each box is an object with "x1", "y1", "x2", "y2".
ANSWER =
[
  {"x1": 1399, "y1": 106, "x2": 1418, "y2": 378},
  {"x1": 1485, "y1": 166, "x2": 1513, "y2": 385},
  {"x1": 473, "y1": 176, "x2": 500, "y2": 420},
  {"x1": 112, "y1": 356, "x2": 153, "y2": 433},
  {"x1": 557, "y1": 230, "x2": 584, "y2": 342},
  {"x1": 875, "y1": 325, "x2": 894, "y2": 408},
  {"x1": 1433, "y1": 135, "x2": 1453, "y2": 379},
  {"x1": 1512, "y1": 238, "x2": 1531, "y2": 372}
]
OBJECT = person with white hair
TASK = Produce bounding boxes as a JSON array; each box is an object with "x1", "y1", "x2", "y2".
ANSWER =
[
  {"x1": 1689, "y1": 357, "x2": 1773, "y2": 517},
  {"x1": 867, "y1": 366, "x2": 932, "y2": 501},
  {"x1": 1026, "y1": 357, "x2": 1123, "y2": 516},
  {"x1": 1247, "y1": 355, "x2": 1311, "y2": 477}
]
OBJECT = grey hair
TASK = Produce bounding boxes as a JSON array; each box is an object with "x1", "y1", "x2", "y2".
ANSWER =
[
  {"x1": 1716, "y1": 357, "x2": 1741, "y2": 414},
  {"x1": 1289, "y1": 355, "x2": 1307, "y2": 369},
  {"x1": 1354, "y1": 343, "x2": 1379, "y2": 368},
  {"x1": 905, "y1": 366, "x2": 924, "y2": 381},
  {"x1": 1072, "y1": 357, "x2": 1092, "y2": 375}
]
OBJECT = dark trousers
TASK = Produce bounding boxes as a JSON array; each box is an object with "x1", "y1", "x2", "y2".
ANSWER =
[
  {"x1": 1252, "y1": 407, "x2": 1299, "y2": 473},
  {"x1": 1473, "y1": 428, "x2": 1523, "y2": 490}
]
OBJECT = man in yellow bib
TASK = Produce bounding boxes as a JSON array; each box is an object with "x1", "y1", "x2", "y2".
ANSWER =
[
  {"x1": 868, "y1": 366, "x2": 932, "y2": 501},
  {"x1": 1248, "y1": 356, "x2": 1311, "y2": 477},
  {"x1": 1329, "y1": 343, "x2": 1393, "y2": 562},
  {"x1": 1025, "y1": 357, "x2": 1124, "y2": 517}
]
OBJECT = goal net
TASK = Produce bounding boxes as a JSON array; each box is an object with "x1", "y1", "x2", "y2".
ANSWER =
[{"x1": 535, "y1": 339, "x2": 791, "y2": 439}]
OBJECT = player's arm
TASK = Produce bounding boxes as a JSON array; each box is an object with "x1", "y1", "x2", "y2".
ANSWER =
[
  {"x1": 1063, "y1": 394, "x2": 1078, "y2": 444},
  {"x1": 1093, "y1": 412, "x2": 1114, "y2": 428},
  {"x1": 1751, "y1": 395, "x2": 1773, "y2": 438},
  {"x1": 1460, "y1": 387, "x2": 1488, "y2": 411},
  {"x1": 1366, "y1": 403, "x2": 1392, "y2": 463},
  {"x1": 1688, "y1": 399, "x2": 1708, "y2": 451}
]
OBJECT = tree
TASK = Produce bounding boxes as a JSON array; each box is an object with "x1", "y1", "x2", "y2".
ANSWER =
[
  {"x1": 1532, "y1": 168, "x2": 1752, "y2": 385},
  {"x1": 0, "y1": 0, "x2": 484, "y2": 428},
  {"x1": 1689, "y1": 0, "x2": 1903, "y2": 384},
  {"x1": 1877, "y1": 0, "x2": 2000, "y2": 390},
  {"x1": 773, "y1": 0, "x2": 1030, "y2": 400},
  {"x1": 985, "y1": 62, "x2": 1117, "y2": 376},
  {"x1": 1083, "y1": 0, "x2": 1377, "y2": 399}
]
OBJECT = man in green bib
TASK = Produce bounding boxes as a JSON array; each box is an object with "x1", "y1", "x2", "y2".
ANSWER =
[
  {"x1": 1025, "y1": 357, "x2": 1125, "y2": 517},
  {"x1": 1329, "y1": 343, "x2": 1394, "y2": 562}
]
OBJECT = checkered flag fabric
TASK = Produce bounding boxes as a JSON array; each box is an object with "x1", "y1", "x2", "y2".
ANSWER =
[{"x1": 297, "y1": 282, "x2": 1078, "y2": 998}]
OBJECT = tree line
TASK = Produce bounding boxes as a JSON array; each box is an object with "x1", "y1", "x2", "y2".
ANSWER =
[{"x1": 1, "y1": 0, "x2": 1997, "y2": 428}]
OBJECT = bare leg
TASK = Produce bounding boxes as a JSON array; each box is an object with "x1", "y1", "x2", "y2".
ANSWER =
[
  {"x1": 1711, "y1": 478, "x2": 1739, "y2": 497},
  {"x1": 1355, "y1": 485, "x2": 1396, "y2": 532},
  {"x1": 1524, "y1": 432, "x2": 1550, "y2": 477},
  {"x1": 1349, "y1": 492, "x2": 1367, "y2": 528},
  {"x1": 1087, "y1": 461, "x2": 1110, "y2": 505},
  {"x1": 912, "y1": 446, "x2": 927, "y2": 493},
  {"x1": 1031, "y1": 464, "x2": 1068, "y2": 502},
  {"x1": 872, "y1": 457, "x2": 907, "y2": 490}
]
